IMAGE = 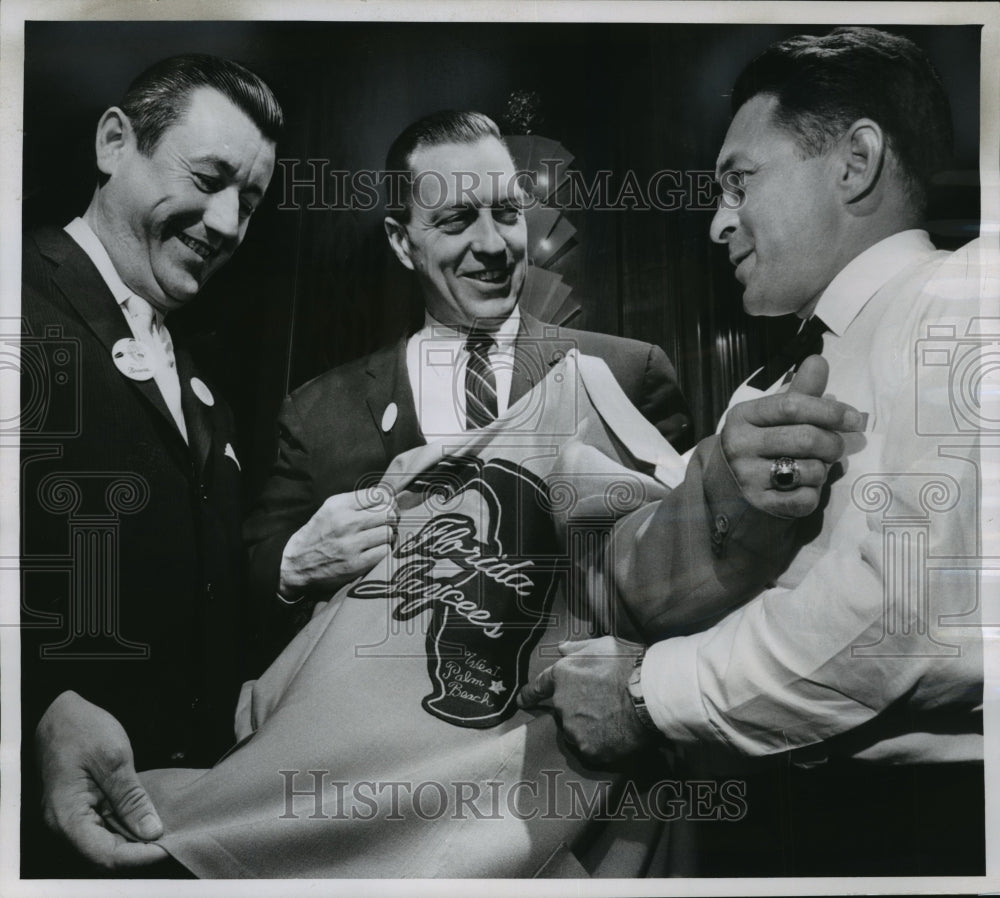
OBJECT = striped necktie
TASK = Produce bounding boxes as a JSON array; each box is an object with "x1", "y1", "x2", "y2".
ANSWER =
[
  {"x1": 747, "y1": 315, "x2": 827, "y2": 390},
  {"x1": 465, "y1": 332, "x2": 498, "y2": 429}
]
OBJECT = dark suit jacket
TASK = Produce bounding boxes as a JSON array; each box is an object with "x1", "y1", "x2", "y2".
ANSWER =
[
  {"x1": 20, "y1": 228, "x2": 248, "y2": 772},
  {"x1": 244, "y1": 311, "x2": 693, "y2": 652}
]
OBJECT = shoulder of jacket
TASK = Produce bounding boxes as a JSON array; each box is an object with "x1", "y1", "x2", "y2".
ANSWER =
[{"x1": 287, "y1": 343, "x2": 398, "y2": 409}]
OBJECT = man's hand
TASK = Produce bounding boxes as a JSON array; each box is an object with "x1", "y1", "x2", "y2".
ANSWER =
[
  {"x1": 722, "y1": 355, "x2": 867, "y2": 517},
  {"x1": 35, "y1": 691, "x2": 168, "y2": 870},
  {"x1": 517, "y1": 637, "x2": 653, "y2": 766},
  {"x1": 279, "y1": 490, "x2": 398, "y2": 596}
]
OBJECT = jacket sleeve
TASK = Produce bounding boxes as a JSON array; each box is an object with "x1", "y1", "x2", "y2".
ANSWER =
[
  {"x1": 637, "y1": 344, "x2": 694, "y2": 453},
  {"x1": 611, "y1": 433, "x2": 800, "y2": 642},
  {"x1": 243, "y1": 393, "x2": 322, "y2": 661}
]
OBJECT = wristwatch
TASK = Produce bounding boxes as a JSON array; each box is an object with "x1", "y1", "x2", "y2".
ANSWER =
[{"x1": 626, "y1": 649, "x2": 662, "y2": 737}]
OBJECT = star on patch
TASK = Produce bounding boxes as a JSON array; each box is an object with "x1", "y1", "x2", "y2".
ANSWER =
[{"x1": 488, "y1": 680, "x2": 506, "y2": 695}]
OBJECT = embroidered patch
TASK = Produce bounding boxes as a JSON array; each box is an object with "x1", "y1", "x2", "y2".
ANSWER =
[{"x1": 348, "y1": 457, "x2": 558, "y2": 728}]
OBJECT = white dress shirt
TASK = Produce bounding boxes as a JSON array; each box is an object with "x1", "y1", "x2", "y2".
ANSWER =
[
  {"x1": 65, "y1": 217, "x2": 188, "y2": 442},
  {"x1": 406, "y1": 306, "x2": 521, "y2": 439},
  {"x1": 643, "y1": 231, "x2": 989, "y2": 765},
  {"x1": 724, "y1": 230, "x2": 938, "y2": 412}
]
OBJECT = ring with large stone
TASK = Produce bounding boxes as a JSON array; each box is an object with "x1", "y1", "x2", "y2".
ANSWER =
[{"x1": 769, "y1": 457, "x2": 801, "y2": 491}]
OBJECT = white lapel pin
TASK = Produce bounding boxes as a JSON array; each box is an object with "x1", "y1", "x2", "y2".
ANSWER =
[
  {"x1": 111, "y1": 338, "x2": 154, "y2": 381},
  {"x1": 381, "y1": 401, "x2": 398, "y2": 433},
  {"x1": 190, "y1": 377, "x2": 215, "y2": 407}
]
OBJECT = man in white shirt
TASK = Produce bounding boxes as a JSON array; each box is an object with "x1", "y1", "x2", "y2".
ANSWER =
[
  {"x1": 519, "y1": 26, "x2": 990, "y2": 874},
  {"x1": 21, "y1": 54, "x2": 282, "y2": 874}
]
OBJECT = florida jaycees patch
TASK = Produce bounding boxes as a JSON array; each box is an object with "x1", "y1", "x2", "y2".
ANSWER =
[{"x1": 349, "y1": 457, "x2": 559, "y2": 728}]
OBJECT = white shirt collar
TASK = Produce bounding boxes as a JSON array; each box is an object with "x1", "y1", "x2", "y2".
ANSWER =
[
  {"x1": 813, "y1": 229, "x2": 936, "y2": 336},
  {"x1": 64, "y1": 217, "x2": 164, "y2": 327},
  {"x1": 420, "y1": 305, "x2": 521, "y2": 351}
]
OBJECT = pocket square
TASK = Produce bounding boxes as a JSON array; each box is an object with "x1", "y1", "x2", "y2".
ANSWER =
[{"x1": 224, "y1": 442, "x2": 241, "y2": 471}]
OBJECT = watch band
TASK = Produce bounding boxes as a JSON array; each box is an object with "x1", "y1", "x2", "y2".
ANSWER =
[{"x1": 626, "y1": 649, "x2": 662, "y2": 736}]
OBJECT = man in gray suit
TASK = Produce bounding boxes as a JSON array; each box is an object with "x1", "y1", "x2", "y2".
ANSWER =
[{"x1": 245, "y1": 111, "x2": 696, "y2": 630}]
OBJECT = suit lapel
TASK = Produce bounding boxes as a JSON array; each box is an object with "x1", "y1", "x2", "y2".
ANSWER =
[
  {"x1": 43, "y1": 230, "x2": 189, "y2": 452},
  {"x1": 175, "y1": 346, "x2": 213, "y2": 476},
  {"x1": 365, "y1": 337, "x2": 424, "y2": 467},
  {"x1": 510, "y1": 310, "x2": 563, "y2": 407}
]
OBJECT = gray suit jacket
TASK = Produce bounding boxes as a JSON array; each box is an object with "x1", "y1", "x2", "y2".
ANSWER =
[{"x1": 244, "y1": 311, "x2": 701, "y2": 653}]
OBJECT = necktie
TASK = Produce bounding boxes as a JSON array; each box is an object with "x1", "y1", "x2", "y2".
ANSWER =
[
  {"x1": 747, "y1": 315, "x2": 827, "y2": 390},
  {"x1": 125, "y1": 295, "x2": 188, "y2": 441},
  {"x1": 126, "y1": 294, "x2": 156, "y2": 338},
  {"x1": 465, "y1": 332, "x2": 498, "y2": 429}
]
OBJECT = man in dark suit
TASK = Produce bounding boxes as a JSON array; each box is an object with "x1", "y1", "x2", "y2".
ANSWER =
[
  {"x1": 244, "y1": 110, "x2": 696, "y2": 640},
  {"x1": 21, "y1": 54, "x2": 282, "y2": 873}
]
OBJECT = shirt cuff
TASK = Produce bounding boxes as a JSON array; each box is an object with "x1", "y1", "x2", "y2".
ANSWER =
[{"x1": 641, "y1": 635, "x2": 719, "y2": 747}]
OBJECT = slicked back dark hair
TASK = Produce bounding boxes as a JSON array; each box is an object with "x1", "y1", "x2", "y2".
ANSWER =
[
  {"x1": 731, "y1": 27, "x2": 953, "y2": 210},
  {"x1": 384, "y1": 110, "x2": 505, "y2": 221},
  {"x1": 121, "y1": 53, "x2": 284, "y2": 155}
]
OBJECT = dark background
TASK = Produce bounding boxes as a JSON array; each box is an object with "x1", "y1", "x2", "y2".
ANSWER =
[{"x1": 22, "y1": 20, "x2": 982, "y2": 495}]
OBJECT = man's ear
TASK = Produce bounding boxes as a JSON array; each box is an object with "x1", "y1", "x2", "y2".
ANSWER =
[
  {"x1": 838, "y1": 118, "x2": 886, "y2": 204},
  {"x1": 94, "y1": 107, "x2": 133, "y2": 177},
  {"x1": 384, "y1": 216, "x2": 415, "y2": 271}
]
